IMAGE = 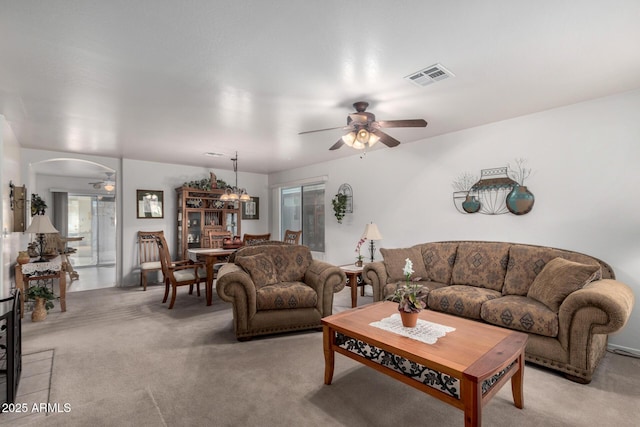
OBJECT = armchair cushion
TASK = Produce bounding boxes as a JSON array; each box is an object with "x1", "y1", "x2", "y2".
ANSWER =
[
  {"x1": 527, "y1": 257, "x2": 601, "y2": 312},
  {"x1": 256, "y1": 282, "x2": 318, "y2": 310},
  {"x1": 272, "y1": 245, "x2": 313, "y2": 282},
  {"x1": 236, "y1": 253, "x2": 279, "y2": 288},
  {"x1": 380, "y1": 247, "x2": 429, "y2": 282}
]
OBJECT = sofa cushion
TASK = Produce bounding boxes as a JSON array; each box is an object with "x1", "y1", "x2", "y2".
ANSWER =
[
  {"x1": 235, "y1": 253, "x2": 279, "y2": 289},
  {"x1": 256, "y1": 282, "x2": 318, "y2": 310},
  {"x1": 419, "y1": 242, "x2": 458, "y2": 284},
  {"x1": 427, "y1": 285, "x2": 501, "y2": 320},
  {"x1": 504, "y1": 245, "x2": 603, "y2": 296},
  {"x1": 527, "y1": 258, "x2": 601, "y2": 312},
  {"x1": 450, "y1": 242, "x2": 510, "y2": 291},
  {"x1": 380, "y1": 247, "x2": 429, "y2": 282},
  {"x1": 271, "y1": 245, "x2": 313, "y2": 282},
  {"x1": 481, "y1": 295, "x2": 559, "y2": 337}
]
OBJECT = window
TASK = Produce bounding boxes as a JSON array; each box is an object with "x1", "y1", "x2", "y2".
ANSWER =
[{"x1": 281, "y1": 183, "x2": 325, "y2": 252}]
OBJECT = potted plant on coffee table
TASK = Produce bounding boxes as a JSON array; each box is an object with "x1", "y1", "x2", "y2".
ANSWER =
[
  {"x1": 27, "y1": 285, "x2": 56, "y2": 322},
  {"x1": 388, "y1": 258, "x2": 429, "y2": 327}
]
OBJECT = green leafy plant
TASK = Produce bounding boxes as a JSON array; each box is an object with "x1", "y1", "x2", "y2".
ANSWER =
[
  {"x1": 332, "y1": 193, "x2": 347, "y2": 224},
  {"x1": 31, "y1": 193, "x2": 47, "y2": 216},
  {"x1": 387, "y1": 258, "x2": 429, "y2": 313},
  {"x1": 27, "y1": 285, "x2": 56, "y2": 311}
]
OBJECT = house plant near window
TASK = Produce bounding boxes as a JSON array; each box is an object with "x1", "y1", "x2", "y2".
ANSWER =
[
  {"x1": 27, "y1": 285, "x2": 56, "y2": 322},
  {"x1": 388, "y1": 258, "x2": 429, "y2": 327}
]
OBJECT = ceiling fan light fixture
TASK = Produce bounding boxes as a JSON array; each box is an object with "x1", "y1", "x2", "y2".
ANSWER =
[
  {"x1": 368, "y1": 132, "x2": 380, "y2": 147},
  {"x1": 103, "y1": 182, "x2": 115, "y2": 192},
  {"x1": 356, "y1": 128, "x2": 370, "y2": 144},
  {"x1": 352, "y1": 140, "x2": 366, "y2": 150},
  {"x1": 341, "y1": 132, "x2": 356, "y2": 147}
]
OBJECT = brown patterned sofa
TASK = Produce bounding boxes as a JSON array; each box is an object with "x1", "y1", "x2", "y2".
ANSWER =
[
  {"x1": 363, "y1": 241, "x2": 634, "y2": 383},
  {"x1": 216, "y1": 244, "x2": 346, "y2": 340}
]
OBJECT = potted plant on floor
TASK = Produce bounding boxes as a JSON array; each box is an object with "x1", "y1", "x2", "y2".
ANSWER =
[
  {"x1": 387, "y1": 258, "x2": 429, "y2": 327},
  {"x1": 27, "y1": 285, "x2": 56, "y2": 322}
]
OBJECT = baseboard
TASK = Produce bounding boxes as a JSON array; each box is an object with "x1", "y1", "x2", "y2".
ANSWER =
[{"x1": 607, "y1": 343, "x2": 640, "y2": 357}]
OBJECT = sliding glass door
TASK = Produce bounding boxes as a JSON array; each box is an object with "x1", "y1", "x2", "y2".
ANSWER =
[
  {"x1": 67, "y1": 194, "x2": 116, "y2": 267},
  {"x1": 281, "y1": 183, "x2": 325, "y2": 252}
]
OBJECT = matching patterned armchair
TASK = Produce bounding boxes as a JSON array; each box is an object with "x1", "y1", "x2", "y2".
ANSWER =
[{"x1": 216, "y1": 244, "x2": 346, "y2": 340}]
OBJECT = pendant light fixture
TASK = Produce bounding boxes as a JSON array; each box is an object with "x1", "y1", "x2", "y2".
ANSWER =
[{"x1": 220, "y1": 152, "x2": 251, "y2": 202}]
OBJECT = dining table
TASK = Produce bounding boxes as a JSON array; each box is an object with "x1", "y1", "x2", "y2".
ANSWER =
[{"x1": 187, "y1": 248, "x2": 237, "y2": 306}]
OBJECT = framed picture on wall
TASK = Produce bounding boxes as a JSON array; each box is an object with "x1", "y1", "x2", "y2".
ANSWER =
[
  {"x1": 242, "y1": 197, "x2": 259, "y2": 220},
  {"x1": 137, "y1": 190, "x2": 164, "y2": 218}
]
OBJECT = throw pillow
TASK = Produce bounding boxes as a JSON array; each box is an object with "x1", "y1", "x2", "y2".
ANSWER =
[
  {"x1": 380, "y1": 247, "x2": 429, "y2": 282},
  {"x1": 527, "y1": 257, "x2": 601, "y2": 312},
  {"x1": 235, "y1": 253, "x2": 279, "y2": 289}
]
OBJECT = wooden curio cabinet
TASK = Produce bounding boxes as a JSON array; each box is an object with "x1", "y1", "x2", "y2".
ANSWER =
[{"x1": 175, "y1": 187, "x2": 241, "y2": 259}]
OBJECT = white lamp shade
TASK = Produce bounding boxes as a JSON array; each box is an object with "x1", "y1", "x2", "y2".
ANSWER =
[
  {"x1": 361, "y1": 223, "x2": 383, "y2": 240},
  {"x1": 25, "y1": 214, "x2": 59, "y2": 234}
]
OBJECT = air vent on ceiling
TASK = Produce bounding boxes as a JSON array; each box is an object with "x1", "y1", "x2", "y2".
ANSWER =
[{"x1": 404, "y1": 63, "x2": 455, "y2": 87}]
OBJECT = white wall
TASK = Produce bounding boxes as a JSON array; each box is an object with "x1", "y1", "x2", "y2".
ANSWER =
[
  {"x1": 121, "y1": 159, "x2": 269, "y2": 286},
  {"x1": 1, "y1": 115, "x2": 23, "y2": 296},
  {"x1": 269, "y1": 89, "x2": 640, "y2": 351}
]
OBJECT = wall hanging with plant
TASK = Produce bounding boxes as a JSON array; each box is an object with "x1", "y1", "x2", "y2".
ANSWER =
[{"x1": 332, "y1": 193, "x2": 347, "y2": 224}]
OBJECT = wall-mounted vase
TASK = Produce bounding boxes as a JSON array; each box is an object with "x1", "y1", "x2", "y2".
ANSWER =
[
  {"x1": 462, "y1": 195, "x2": 481, "y2": 213},
  {"x1": 506, "y1": 185, "x2": 535, "y2": 215}
]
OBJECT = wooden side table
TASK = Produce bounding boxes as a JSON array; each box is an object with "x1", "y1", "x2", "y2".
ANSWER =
[
  {"x1": 15, "y1": 257, "x2": 67, "y2": 319},
  {"x1": 339, "y1": 265, "x2": 366, "y2": 308}
]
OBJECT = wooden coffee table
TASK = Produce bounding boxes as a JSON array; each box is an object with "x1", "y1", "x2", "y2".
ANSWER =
[{"x1": 322, "y1": 302, "x2": 528, "y2": 427}]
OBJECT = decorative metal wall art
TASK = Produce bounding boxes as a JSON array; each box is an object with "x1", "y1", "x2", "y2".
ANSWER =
[
  {"x1": 452, "y1": 159, "x2": 534, "y2": 215},
  {"x1": 338, "y1": 183, "x2": 353, "y2": 213}
]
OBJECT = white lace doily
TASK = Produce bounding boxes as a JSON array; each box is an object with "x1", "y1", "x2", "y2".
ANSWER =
[
  {"x1": 21, "y1": 257, "x2": 62, "y2": 276},
  {"x1": 370, "y1": 313, "x2": 456, "y2": 344}
]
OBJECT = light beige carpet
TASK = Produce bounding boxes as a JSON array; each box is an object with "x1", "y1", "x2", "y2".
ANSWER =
[{"x1": 3, "y1": 284, "x2": 639, "y2": 427}]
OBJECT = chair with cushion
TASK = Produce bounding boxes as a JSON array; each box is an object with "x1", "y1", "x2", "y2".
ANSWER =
[
  {"x1": 283, "y1": 229, "x2": 302, "y2": 245},
  {"x1": 242, "y1": 233, "x2": 271, "y2": 246},
  {"x1": 138, "y1": 231, "x2": 165, "y2": 291},
  {"x1": 155, "y1": 233, "x2": 207, "y2": 309},
  {"x1": 216, "y1": 244, "x2": 346, "y2": 340}
]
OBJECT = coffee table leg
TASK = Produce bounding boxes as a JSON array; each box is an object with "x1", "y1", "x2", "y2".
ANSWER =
[
  {"x1": 462, "y1": 379, "x2": 482, "y2": 427},
  {"x1": 323, "y1": 325, "x2": 334, "y2": 385},
  {"x1": 511, "y1": 352, "x2": 525, "y2": 409}
]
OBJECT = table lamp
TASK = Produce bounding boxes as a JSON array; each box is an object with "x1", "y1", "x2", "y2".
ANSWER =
[
  {"x1": 25, "y1": 214, "x2": 59, "y2": 262},
  {"x1": 361, "y1": 222, "x2": 383, "y2": 262}
]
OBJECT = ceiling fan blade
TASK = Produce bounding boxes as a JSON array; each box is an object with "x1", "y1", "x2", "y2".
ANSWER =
[
  {"x1": 376, "y1": 119, "x2": 428, "y2": 128},
  {"x1": 329, "y1": 139, "x2": 345, "y2": 150},
  {"x1": 373, "y1": 130, "x2": 401, "y2": 148},
  {"x1": 298, "y1": 126, "x2": 346, "y2": 135}
]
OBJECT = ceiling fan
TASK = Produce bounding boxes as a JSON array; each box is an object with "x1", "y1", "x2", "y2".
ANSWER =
[
  {"x1": 299, "y1": 101, "x2": 428, "y2": 151},
  {"x1": 89, "y1": 172, "x2": 115, "y2": 191}
]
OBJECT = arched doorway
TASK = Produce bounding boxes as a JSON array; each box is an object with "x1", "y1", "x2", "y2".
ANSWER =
[{"x1": 29, "y1": 158, "x2": 118, "y2": 291}]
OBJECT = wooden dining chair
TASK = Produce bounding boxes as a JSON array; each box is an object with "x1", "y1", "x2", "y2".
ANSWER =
[
  {"x1": 283, "y1": 229, "x2": 302, "y2": 245},
  {"x1": 155, "y1": 233, "x2": 206, "y2": 309},
  {"x1": 205, "y1": 228, "x2": 232, "y2": 249},
  {"x1": 138, "y1": 231, "x2": 165, "y2": 291},
  {"x1": 242, "y1": 233, "x2": 271, "y2": 246}
]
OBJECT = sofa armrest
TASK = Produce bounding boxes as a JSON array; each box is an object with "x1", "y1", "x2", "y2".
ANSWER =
[
  {"x1": 362, "y1": 261, "x2": 388, "y2": 302},
  {"x1": 216, "y1": 263, "x2": 258, "y2": 323},
  {"x1": 305, "y1": 260, "x2": 346, "y2": 316},
  {"x1": 558, "y1": 279, "x2": 635, "y2": 351}
]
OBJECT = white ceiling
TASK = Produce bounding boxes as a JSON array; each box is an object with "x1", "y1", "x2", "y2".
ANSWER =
[{"x1": 1, "y1": 1, "x2": 640, "y2": 178}]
